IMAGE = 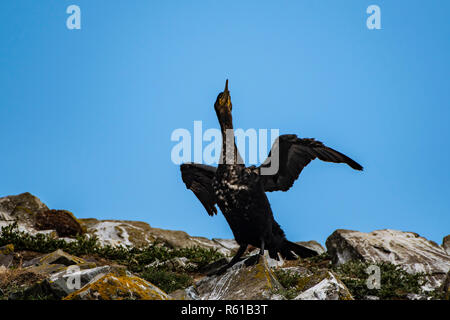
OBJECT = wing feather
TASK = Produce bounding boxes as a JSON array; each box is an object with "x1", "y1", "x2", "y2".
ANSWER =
[
  {"x1": 259, "y1": 134, "x2": 363, "y2": 192},
  {"x1": 180, "y1": 163, "x2": 218, "y2": 216}
]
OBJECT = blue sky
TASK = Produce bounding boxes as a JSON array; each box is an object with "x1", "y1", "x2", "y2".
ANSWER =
[{"x1": 1, "y1": 1, "x2": 449, "y2": 246}]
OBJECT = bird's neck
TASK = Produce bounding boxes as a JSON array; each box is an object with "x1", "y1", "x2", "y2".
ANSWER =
[{"x1": 219, "y1": 118, "x2": 242, "y2": 165}]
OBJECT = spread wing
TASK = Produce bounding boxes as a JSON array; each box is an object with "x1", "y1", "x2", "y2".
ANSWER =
[
  {"x1": 180, "y1": 163, "x2": 218, "y2": 216},
  {"x1": 259, "y1": 134, "x2": 363, "y2": 192}
]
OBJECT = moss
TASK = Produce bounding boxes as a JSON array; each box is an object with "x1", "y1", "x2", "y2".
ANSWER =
[
  {"x1": 273, "y1": 269, "x2": 316, "y2": 299},
  {"x1": 139, "y1": 267, "x2": 193, "y2": 293},
  {"x1": 64, "y1": 273, "x2": 170, "y2": 300},
  {"x1": 0, "y1": 223, "x2": 222, "y2": 294},
  {"x1": 0, "y1": 267, "x2": 52, "y2": 300},
  {"x1": 333, "y1": 260, "x2": 431, "y2": 300},
  {"x1": 0, "y1": 244, "x2": 14, "y2": 255}
]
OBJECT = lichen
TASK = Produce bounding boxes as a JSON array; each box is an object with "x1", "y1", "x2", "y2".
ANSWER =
[{"x1": 63, "y1": 273, "x2": 170, "y2": 300}]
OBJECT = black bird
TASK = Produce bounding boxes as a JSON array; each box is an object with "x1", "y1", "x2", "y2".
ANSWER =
[{"x1": 180, "y1": 80, "x2": 363, "y2": 272}]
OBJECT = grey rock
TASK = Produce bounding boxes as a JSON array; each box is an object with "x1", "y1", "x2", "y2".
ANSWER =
[
  {"x1": 294, "y1": 271, "x2": 353, "y2": 300},
  {"x1": 0, "y1": 254, "x2": 13, "y2": 268},
  {"x1": 0, "y1": 244, "x2": 14, "y2": 267},
  {"x1": 326, "y1": 229, "x2": 450, "y2": 290},
  {"x1": 443, "y1": 235, "x2": 450, "y2": 255},
  {"x1": 0, "y1": 192, "x2": 48, "y2": 228},
  {"x1": 295, "y1": 240, "x2": 326, "y2": 255},
  {"x1": 23, "y1": 249, "x2": 85, "y2": 268},
  {"x1": 186, "y1": 255, "x2": 283, "y2": 300},
  {"x1": 45, "y1": 265, "x2": 111, "y2": 298}
]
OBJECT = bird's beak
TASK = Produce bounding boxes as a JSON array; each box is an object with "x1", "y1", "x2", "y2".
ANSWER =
[{"x1": 223, "y1": 79, "x2": 231, "y2": 108}]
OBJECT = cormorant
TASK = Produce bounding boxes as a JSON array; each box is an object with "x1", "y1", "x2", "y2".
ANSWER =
[{"x1": 180, "y1": 80, "x2": 363, "y2": 272}]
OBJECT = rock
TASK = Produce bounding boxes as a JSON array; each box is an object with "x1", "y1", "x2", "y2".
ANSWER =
[
  {"x1": 0, "y1": 244, "x2": 14, "y2": 255},
  {"x1": 0, "y1": 192, "x2": 49, "y2": 228},
  {"x1": 0, "y1": 244, "x2": 15, "y2": 268},
  {"x1": 63, "y1": 272, "x2": 171, "y2": 300},
  {"x1": 443, "y1": 235, "x2": 450, "y2": 255},
  {"x1": 34, "y1": 209, "x2": 84, "y2": 237},
  {"x1": 295, "y1": 240, "x2": 326, "y2": 255},
  {"x1": 22, "y1": 249, "x2": 96, "y2": 279},
  {"x1": 185, "y1": 255, "x2": 283, "y2": 300},
  {"x1": 170, "y1": 288, "x2": 192, "y2": 300},
  {"x1": 142, "y1": 226, "x2": 233, "y2": 255},
  {"x1": 44, "y1": 265, "x2": 114, "y2": 298},
  {"x1": 0, "y1": 265, "x2": 48, "y2": 299},
  {"x1": 0, "y1": 255, "x2": 13, "y2": 268},
  {"x1": 79, "y1": 219, "x2": 155, "y2": 248},
  {"x1": 198, "y1": 258, "x2": 229, "y2": 274},
  {"x1": 212, "y1": 238, "x2": 240, "y2": 253},
  {"x1": 148, "y1": 257, "x2": 198, "y2": 271},
  {"x1": 294, "y1": 271, "x2": 353, "y2": 300},
  {"x1": 0, "y1": 193, "x2": 84, "y2": 239},
  {"x1": 406, "y1": 293, "x2": 428, "y2": 300},
  {"x1": 79, "y1": 218, "x2": 235, "y2": 256},
  {"x1": 441, "y1": 270, "x2": 450, "y2": 300},
  {"x1": 326, "y1": 229, "x2": 450, "y2": 290},
  {"x1": 23, "y1": 249, "x2": 85, "y2": 268}
]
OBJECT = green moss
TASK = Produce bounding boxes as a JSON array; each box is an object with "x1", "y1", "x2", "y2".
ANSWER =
[
  {"x1": 272, "y1": 269, "x2": 308, "y2": 299},
  {"x1": 0, "y1": 223, "x2": 222, "y2": 267},
  {"x1": 333, "y1": 260, "x2": 431, "y2": 300},
  {"x1": 139, "y1": 267, "x2": 193, "y2": 293}
]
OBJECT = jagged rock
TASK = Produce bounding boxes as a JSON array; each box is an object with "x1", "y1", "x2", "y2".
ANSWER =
[
  {"x1": 0, "y1": 192, "x2": 48, "y2": 228},
  {"x1": 0, "y1": 244, "x2": 14, "y2": 267},
  {"x1": 0, "y1": 193, "x2": 82, "y2": 239},
  {"x1": 184, "y1": 256, "x2": 284, "y2": 300},
  {"x1": 79, "y1": 219, "x2": 155, "y2": 248},
  {"x1": 212, "y1": 238, "x2": 240, "y2": 253},
  {"x1": 22, "y1": 249, "x2": 96, "y2": 279},
  {"x1": 326, "y1": 229, "x2": 450, "y2": 290},
  {"x1": 141, "y1": 226, "x2": 234, "y2": 255},
  {"x1": 79, "y1": 218, "x2": 235, "y2": 256},
  {"x1": 44, "y1": 265, "x2": 117, "y2": 298},
  {"x1": 443, "y1": 235, "x2": 450, "y2": 255},
  {"x1": 294, "y1": 271, "x2": 353, "y2": 300},
  {"x1": 295, "y1": 240, "x2": 326, "y2": 255},
  {"x1": 23, "y1": 249, "x2": 85, "y2": 268},
  {"x1": 63, "y1": 272, "x2": 171, "y2": 300},
  {"x1": 35, "y1": 209, "x2": 84, "y2": 237}
]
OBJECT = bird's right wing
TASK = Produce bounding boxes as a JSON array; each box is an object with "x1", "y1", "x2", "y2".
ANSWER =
[{"x1": 180, "y1": 163, "x2": 218, "y2": 216}]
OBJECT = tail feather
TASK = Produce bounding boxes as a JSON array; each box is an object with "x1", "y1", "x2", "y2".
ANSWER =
[{"x1": 280, "y1": 240, "x2": 318, "y2": 259}]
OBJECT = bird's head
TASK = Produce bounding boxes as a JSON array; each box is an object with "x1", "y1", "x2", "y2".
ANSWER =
[{"x1": 214, "y1": 79, "x2": 233, "y2": 128}]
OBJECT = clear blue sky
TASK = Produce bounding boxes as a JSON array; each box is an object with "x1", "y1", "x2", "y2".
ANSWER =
[{"x1": 1, "y1": 1, "x2": 449, "y2": 246}]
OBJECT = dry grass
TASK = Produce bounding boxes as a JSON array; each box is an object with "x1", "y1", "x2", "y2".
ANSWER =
[{"x1": 0, "y1": 266, "x2": 46, "y2": 299}]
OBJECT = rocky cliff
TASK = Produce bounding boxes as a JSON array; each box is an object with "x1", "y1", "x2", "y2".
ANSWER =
[{"x1": 0, "y1": 192, "x2": 448, "y2": 300}]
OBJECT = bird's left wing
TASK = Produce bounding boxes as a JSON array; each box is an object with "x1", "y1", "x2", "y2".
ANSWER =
[
  {"x1": 258, "y1": 134, "x2": 363, "y2": 192},
  {"x1": 180, "y1": 163, "x2": 218, "y2": 216}
]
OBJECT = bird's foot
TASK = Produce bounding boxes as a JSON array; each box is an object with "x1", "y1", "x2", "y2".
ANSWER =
[{"x1": 244, "y1": 254, "x2": 262, "y2": 267}]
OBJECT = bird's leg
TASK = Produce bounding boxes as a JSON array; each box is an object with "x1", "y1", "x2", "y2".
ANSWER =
[
  {"x1": 209, "y1": 244, "x2": 247, "y2": 276},
  {"x1": 245, "y1": 239, "x2": 265, "y2": 267}
]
